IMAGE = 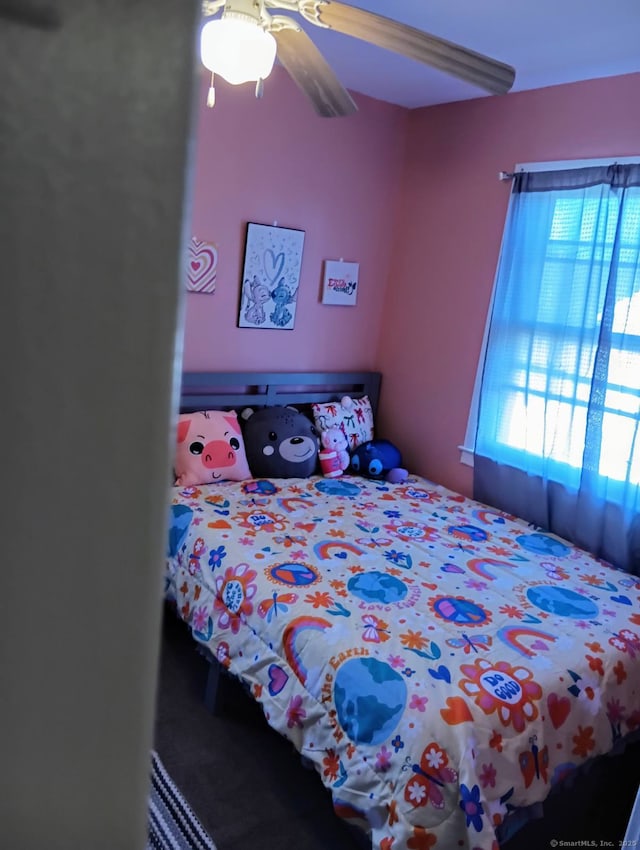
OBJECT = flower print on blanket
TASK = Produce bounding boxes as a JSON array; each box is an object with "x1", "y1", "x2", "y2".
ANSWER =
[{"x1": 167, "y1": 474, "x2": 640, "y2": 850}]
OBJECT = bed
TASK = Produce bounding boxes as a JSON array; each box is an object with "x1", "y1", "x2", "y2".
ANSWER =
[{"x1": 165, "y1": 371, "x2": 640, "y2": 850}]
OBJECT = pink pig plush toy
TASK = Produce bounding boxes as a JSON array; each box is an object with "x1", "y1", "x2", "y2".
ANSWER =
[
  {"x1": 321, "y1": 426, "x2": 350, "y2": 472},
  {"x1": 174, "y1": 410, "x2": 251, "y2": 486}
]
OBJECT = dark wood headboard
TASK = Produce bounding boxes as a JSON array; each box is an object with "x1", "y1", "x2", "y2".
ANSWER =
[{"x1": 180, "y1": 371, "x2": 381, "y2": 415}]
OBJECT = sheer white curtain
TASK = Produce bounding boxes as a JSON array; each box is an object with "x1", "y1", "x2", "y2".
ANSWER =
[{"x1": 474, "y1": 164, "x2": 640, "y2": 573}]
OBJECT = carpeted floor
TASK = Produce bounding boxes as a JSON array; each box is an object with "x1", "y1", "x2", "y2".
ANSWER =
[{"x1": 153, "y1": 607, "x2": 640, "y2": 850}]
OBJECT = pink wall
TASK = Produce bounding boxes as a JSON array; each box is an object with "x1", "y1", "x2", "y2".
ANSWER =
[
  {"x1": 376, "y1": 72, "x2": 640, "y2": 496},
  {"x1": 183, "y1": 65, "x2": 640, "y2": 496},
  {"x1": 183, "y1": 67, "x2": 407, "y2": 371}
]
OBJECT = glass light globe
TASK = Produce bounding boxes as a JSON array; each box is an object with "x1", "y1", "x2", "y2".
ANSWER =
[{"x1": 200, "y1": 16, "x2": 277, "y2": 85}]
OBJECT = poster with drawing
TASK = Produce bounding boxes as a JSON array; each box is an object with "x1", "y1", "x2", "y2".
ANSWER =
[
  {"x1": 321, "y1": 260, "x2": 359, "y2": 306},
  {"x1": 238, "y1": 222, "x2": 305, "y2": 330},
  {"x1": 186, "y1": 237, "x2": 218, "y2": 293}
]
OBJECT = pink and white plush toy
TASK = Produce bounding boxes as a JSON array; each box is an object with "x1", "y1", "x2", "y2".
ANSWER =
[
  {"x1": 321, "y1": 426, "x2": 350, "y2": 471},
  {"x1": 174, "y1": 410, "x2": 251, "y2": 486}
]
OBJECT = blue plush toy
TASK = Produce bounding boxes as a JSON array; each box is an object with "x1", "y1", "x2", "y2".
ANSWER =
[{"x1": 350, "y1": 439, "x2": 408, "y2": 483}]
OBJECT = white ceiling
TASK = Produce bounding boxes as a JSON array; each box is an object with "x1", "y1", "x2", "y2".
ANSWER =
[{"x1": 290, "y1": 0, "x2": 640, "y2": 109}]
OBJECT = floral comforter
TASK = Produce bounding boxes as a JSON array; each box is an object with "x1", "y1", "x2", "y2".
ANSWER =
[{"x1": 166, "y1": 474, "x2": 640, "y2": 850}]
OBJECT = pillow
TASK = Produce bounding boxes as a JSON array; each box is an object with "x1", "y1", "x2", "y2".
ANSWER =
[
  {"x1": 240, "y1": 405, "x2": 319, "y2": 478},
  {"x1": 311, "y1": 395, "x2": 374, "y2": 451},
  {"x1": 174, "y1": 410, "x2": 251, "y2": 486}
]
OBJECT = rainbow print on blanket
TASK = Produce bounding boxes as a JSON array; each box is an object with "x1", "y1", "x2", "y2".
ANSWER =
[{"x1": 166, "y1": 474, "x2": 640, "y2": 850}]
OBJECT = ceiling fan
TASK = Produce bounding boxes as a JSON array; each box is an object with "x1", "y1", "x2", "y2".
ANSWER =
[{"x1": 200, "y1": 0, "x2": 515, "y2": 117}]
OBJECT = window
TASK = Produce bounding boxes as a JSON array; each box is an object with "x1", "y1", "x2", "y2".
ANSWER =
[{"x1": 467, "y1": 160, "x2": 640, "y2": 500}]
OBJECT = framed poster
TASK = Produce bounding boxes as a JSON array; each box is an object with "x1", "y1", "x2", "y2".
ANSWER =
[
  {"x1": 186, "y1": 237, "x2": 218, "y2": 293},
  {"x1": 321, "y1": 260, "x2": 359, "y2": 306},
  {"x1": 238, "y1": 222, "x2": 305, "y2": 330}
]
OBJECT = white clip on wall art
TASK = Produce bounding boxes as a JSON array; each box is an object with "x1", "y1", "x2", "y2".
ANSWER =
[
  {"x1": 239, "y1": 222, "x2": 305, "y2": 330},
  {"x1": 321, "y1": 259, "x2": 359, "y2": 306},
  {"x1": 186, "y1": 237, "x2": 218, "y2": 294}
]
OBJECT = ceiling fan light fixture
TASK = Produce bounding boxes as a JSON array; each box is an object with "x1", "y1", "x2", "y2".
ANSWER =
[{"x1": 200, "y1": 14, "x2": 277, "y2": 86}]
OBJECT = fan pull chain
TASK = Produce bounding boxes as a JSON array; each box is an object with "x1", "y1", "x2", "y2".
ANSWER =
[
  {"x1": 255, "y1": 77, "x2": 264, "y2": 99},
  {"x1": 207, "y1": 71, "x2": 216, "y2": 108}
]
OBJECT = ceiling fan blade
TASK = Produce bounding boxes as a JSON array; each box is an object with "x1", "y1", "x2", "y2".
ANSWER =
[
  {"x1": 274, "y1": 26, "x2": 358, "y2": 117},
  {"x1": 316, "y1": 1, "x2": 515, "y2": 95}
]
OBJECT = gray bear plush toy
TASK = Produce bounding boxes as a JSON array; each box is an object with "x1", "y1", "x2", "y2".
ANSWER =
[{"x1": 240, "y1": 406, "x2": 320, "y2": 478}]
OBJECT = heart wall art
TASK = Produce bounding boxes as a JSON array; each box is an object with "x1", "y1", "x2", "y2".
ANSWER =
[
  {"x1": 238, "y1": 222, "x2": 305, "y2": 330},
  {"x1": 186, "y1": 237, "x2": 218, "y2": 294}
]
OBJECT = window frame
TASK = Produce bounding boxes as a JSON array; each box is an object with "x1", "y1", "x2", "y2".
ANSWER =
[{"x1": 460, "y1": 156, "x2": 640, "y2": 468}]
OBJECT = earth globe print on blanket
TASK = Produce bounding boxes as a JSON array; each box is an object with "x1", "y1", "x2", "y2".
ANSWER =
[{"x1": 166, "y1": 473, "x2": 640, "y2": 850}]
